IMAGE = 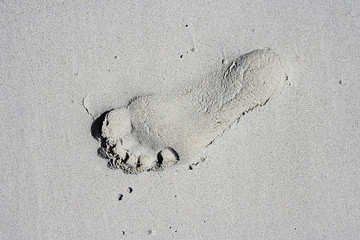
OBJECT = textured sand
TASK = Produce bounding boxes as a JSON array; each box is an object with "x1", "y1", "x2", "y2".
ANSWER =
[{"x1": 1, "y1": 0, "x2": 359, "y2": 239}]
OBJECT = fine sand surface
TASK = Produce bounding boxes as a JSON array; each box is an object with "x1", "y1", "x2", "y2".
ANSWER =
[{"x1": 1, "y1": 1, "x2": 359, "y2": 239}]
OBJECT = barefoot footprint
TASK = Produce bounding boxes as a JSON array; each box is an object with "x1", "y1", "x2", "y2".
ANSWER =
[{"x1": 94, "y1": 48, "x2": 286, "y2": 174}]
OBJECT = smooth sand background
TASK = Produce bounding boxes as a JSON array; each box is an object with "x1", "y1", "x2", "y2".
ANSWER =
[{"x1": 1, "y1": 0, "x2": 359, "y2": 239}]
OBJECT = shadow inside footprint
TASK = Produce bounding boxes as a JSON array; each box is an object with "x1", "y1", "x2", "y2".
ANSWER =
[
  {"x1": 91, "y1": 110, "x2": 111, "y2": 139},
  {"x1": 156, "y1": 152, "x2": 164, "y2": 166},
  {"x1": 91, "y1": 110, "x2": 114, "y2": 163}
]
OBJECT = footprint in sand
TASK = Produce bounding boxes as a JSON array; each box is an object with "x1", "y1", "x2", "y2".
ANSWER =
[{"x1": 92, "y1": 48, "x2": 286, "y2": 174}]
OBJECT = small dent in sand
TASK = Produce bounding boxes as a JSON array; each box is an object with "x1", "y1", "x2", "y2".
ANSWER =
[
  {"x1": 118, "y1": 194, "x2": 123, "y2": 201},
  {"x1": 189, "y1": 157, "x2": 206, "y2": 170},
  {"x1": 222, "y1": 58, "x2": 229, "y2": 65}
]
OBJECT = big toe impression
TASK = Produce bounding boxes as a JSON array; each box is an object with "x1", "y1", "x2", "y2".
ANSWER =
[{"x1": 101, "y1": 108, "x2": 132, "y2": 142}]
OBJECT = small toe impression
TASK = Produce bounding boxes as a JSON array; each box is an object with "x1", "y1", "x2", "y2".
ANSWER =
[
  {"x1": 156, "y1": 147, "x2": 180, "y2": 169},
  {"x1": 136, "y1": 155, "x2": 155, "y2": 172}
]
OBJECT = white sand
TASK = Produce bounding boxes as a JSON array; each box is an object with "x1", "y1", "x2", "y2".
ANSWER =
[{"x1": 1, "y1": 0, "x2": 359, "y2": 239}]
